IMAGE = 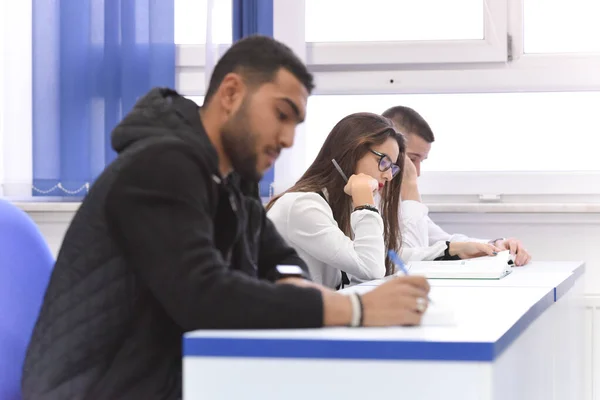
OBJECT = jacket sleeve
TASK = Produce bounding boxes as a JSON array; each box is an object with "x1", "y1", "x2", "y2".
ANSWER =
[{"x1": 105, "y1": 144, "x2": 323, "y2": 331}]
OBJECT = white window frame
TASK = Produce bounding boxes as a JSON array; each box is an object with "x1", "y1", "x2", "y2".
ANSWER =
[
  {"x1": 305, "y1": 0, "x2": 508, "y2": 66},
  {"x1": 418, "y1": 172, "x2": 600, "y2": 199},
  {"x1": 175, "y1": 0, "x2": 600, "y2": 201},
  {"x1": 176, "y1": 44, "x2": 230, "y2": 96},
  {"x1": 175, "y1": 0, "x2": 509, "y2": 96},
  {"x1": 310, "y1": 53, "x2": 600, "y2": 95},
  {"x1": 0, "y1": 0, "x2": 5, "y2": 196},
  {"x1": 304, "y1": 0, "x2": 600, "y2": 199}
]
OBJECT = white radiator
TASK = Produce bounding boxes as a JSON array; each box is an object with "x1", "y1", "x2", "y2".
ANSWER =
[{"x1": 585, "y1": 296, "x2": 600, "y2": 400}]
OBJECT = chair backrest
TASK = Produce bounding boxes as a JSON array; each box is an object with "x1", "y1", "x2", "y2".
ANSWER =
[{"x1": 0, "y1": 199, "x2": 54, "y2": 400}]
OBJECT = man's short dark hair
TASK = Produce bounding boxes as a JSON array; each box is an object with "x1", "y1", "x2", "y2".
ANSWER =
[
  {"x1": 204, "y1": 35, "x2": 314, "y2": 104},
  {"x1": 382, "y1": 106, "x2": 435, "y2": 143}
]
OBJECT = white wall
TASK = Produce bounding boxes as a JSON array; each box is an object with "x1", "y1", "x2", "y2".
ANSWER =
[
  {"x1": 432, "y1": 211, "x2": 600, "y2": 294},
  {"x1": 26, "y1": 209, "x2": 73, "y2": 258},
  {"x1": 435, "y1": 210, "x2": 600, "y2": 400},
  {"x1": 30, "y1": 207, "x2": 600, "y2": 292}
]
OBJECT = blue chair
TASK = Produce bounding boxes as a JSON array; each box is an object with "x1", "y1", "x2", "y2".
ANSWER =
[{"x1": 0, "y1": 199, "x2": 54, "y2": 400}]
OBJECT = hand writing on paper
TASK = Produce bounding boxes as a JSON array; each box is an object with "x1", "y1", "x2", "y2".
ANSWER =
[
  {"x1": 361, "y1": 275, "x2": 431, "y2": 326},
  {"x1": 494, "y1": 238, "x2": 531, "y2": 266}
]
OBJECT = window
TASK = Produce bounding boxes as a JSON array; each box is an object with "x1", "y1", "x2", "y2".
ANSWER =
[
  {"x1": 306, "y1": 0, "x2": 484, "y2": 43},
  {"x1": 174, "y1": 0, "x2": 232, "y2": 45},
  {"x1": 524, "y1": 0, "x2": 600, "y2": 54},
  {"x1": 187, "y1": 96, "x2": 204, "y2": 106},
  {"x1": 175, "y1": 1, "x2": 232, "y2": 96},
  {"x1": 174, "y1": 0, "x2": 600, "y2": 200},
  {"x1": 302, "y1": 93, "x2": 600, "y2": 196},
  {"x1": 0, "y1": 2, "x2": 4, "y2": 194},
  {"x1": 302, "y1": 0, "x2": 507, "y2": 65},
  {"x1": 0, "y1": 0, "x2": 32, "y2": 197},
  {"x1": 305, "y1": 92, "x2": 600, "y2": 172}
]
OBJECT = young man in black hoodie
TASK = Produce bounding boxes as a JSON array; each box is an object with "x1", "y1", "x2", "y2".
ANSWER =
[{"x1": 22, "y1": 36, "x2": 430, "y2": 399}]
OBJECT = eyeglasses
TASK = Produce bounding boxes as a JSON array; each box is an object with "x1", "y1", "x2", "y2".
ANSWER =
[{"x1": 369, "y1": 149, "x2": 400, "y2": 178}]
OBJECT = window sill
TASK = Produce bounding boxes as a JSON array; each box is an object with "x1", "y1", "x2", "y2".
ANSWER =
[
  {"x1": 10, "y1": 201, "x2": 600, "y2": 214},
  {"x1": 12, "y1": 201, "x2": 81, "y2": 213},
  {"x1": 428, "y1": 203, "x2": 600, "y2": 214}
]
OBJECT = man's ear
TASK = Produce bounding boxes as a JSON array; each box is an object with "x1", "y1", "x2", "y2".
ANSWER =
[{"x1": 217, "y1": 73, "x2": 246, "y2": 115}]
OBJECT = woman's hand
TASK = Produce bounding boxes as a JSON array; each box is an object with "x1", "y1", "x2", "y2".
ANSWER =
[
  {"x1": 344, "y1": 173, "x2": 378, "y2": 206},
  {"x1": 448, "y1": 242, "x2": 502, "y2": 259},
  {"x1": 494, "y1": 238, "x2": 531, "y2": 266}
]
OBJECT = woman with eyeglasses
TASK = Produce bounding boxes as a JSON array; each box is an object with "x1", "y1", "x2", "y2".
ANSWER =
[
  {"x1": 267, "y1": 112, "x2": 501, "y2": 289},
  {"x1": 266, "y1": 112, "x2": 404, "y2": 289}
]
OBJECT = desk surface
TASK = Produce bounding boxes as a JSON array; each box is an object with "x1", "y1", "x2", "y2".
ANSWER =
[
  {"x1": 184, "y1": 261, "x2": 583, "y2": 363},
  {"x1": 358, "y1": 261, "x2": 584, "y2": 300},
  {"x1": 185, "y1": 286, "x2": 553, "y2": 362}
]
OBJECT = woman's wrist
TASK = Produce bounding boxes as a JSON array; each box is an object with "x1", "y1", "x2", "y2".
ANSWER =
[
  {"x1": 448, "y1": 242, "x2": 457, "y2": 256},
  {"x1": 351, "y1": 184, "x2": 375, "y2": 207}
]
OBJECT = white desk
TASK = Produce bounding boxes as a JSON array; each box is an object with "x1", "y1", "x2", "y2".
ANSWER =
[
  {"x1": 183, "y1": 262, "x2": 585, "y2": 400},
  {"x1": 358, "y1": 261, "x2": 584, "y2": 298}
]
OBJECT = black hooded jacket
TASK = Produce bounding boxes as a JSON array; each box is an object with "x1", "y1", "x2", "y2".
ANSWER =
[{"x1": 21, "y1": 89, "x2": 323, "y2": 400}]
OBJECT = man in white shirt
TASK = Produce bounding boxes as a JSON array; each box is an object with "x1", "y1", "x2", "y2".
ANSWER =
[{"x1": 382, "y1": 106, "x2": 532, "y2": 266}]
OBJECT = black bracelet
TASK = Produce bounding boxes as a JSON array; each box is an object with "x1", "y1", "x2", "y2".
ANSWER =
[
  {"x1": 353, "y1": 204, "x2": 379, "y2": 214},
  {"x1": 434, "y1": 241, "x2": 461, "y2": 261},
  {"x1": 443, "y1": 241, "x2": 461, "y2": 260},
  {"x1": 356, "y1": 294, "x2": 364, "y2": 327}
]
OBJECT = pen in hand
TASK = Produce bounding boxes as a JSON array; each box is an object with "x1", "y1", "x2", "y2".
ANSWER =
[
  {"x1": 331, "y1": 159, "x2": 348, "y2": 182},
  {"x1": 388, "y1": 249, "x2": 433, "y2": 304}
]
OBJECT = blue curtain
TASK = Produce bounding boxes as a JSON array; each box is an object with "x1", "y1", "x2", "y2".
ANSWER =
[
  {"x1": 32, "y1": 0, "x2": 175, "y2": 197},
  {"x1": 232, "y1": 0, "x2": 274, "y2": 199}
]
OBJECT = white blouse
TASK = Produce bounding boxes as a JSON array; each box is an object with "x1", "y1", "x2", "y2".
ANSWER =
[
  {"x1": 267, "y1": 192, "x2": 386, "y2": 289},
  {"x1": 401, "y1": 200, "x2": 488, "y2": 248}
]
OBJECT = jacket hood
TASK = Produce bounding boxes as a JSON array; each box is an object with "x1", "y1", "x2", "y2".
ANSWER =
[{"x1": 111, "y1": 87, "x2": 212, "y2": 157}]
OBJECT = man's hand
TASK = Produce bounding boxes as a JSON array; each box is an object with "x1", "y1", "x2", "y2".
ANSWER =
[
  {"x1": 282, "y1": 276, "x2": 431, "y2": 327},
  {"x1": 360, "y1": 275, "x2": 431, "y2": 326},
  {"x1": 494, "y1": 238, "x2": 531, "y2": 266},
  {"x1": 400, "y1": 157, "x2": 421, "y2": 201},
  {"x1": 402, "y1": 156, "x2": 418, "y2": 184},
  {"x1": 449, "y1": 242, "x2": 502, "y2": 259}
]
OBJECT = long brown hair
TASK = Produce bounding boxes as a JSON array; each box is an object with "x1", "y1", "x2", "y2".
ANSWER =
[{"x1": 267, "y1": 112, "x2": 406, "y2": 275}]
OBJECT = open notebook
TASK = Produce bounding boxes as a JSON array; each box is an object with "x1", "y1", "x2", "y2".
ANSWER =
[{"x1": 404, "y1": 250, "x2": 513, "y2": 280}]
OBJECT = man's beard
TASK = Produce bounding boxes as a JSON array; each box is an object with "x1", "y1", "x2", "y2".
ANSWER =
[{"x1": 221, "y1": 101, "x2": 262, "y2": 182}]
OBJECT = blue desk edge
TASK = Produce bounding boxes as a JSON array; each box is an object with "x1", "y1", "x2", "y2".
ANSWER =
[
  {"x1": 555, "y1": 262, "x2": 585, "y2": 301},
  {"x1": 183, "y1": 264, "x2": 584, "y2": 362},
  {"x1": 183, "y1": 288, "x2": 556, "y2": 362}
]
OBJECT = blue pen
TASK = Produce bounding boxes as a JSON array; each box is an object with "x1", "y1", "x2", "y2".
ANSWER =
[
  {"x1": 388, "y1": 249, "x2": 433, "y2": 304},
  {"x1": 387, "y1": 249, "x2": 410, "y2": 275}
]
